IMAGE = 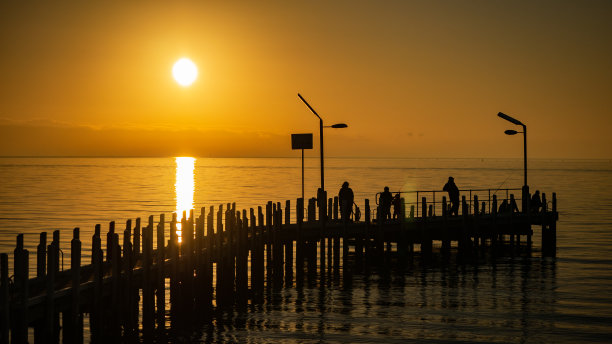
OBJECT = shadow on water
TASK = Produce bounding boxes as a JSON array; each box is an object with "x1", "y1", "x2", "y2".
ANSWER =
[{"x1": 156, "y1": 250, "x2": 559, "y2": 344}]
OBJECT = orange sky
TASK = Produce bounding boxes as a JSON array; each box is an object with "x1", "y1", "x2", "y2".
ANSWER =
[{"x1": 0, "y1": 1, "x2": 610, "y2": 158}]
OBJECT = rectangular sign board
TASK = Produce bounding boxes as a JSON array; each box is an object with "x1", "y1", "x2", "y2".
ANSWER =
[{"x1": 291, "y1": 133, "x2": 313, "y2": 150}]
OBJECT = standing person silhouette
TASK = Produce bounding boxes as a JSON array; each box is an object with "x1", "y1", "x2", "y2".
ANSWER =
[
  {"x1": 392, "y1": 193, "x2": 402, "y2": 219},
  {"x1": 338, "y1": 181, "x2": 354, "y2": 221},
  {"x1": 530, "y1": 190, "x2": 542, "y2": 214},
  {"x1": 443, "y1": 177, "x2": 460, "y2": 216},
  {"x1": 380, "y1": 186, "x2": 393, "y2": 221}
]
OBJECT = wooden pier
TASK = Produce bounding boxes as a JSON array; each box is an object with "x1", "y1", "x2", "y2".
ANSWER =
[{"x1": 0, "y1": 189, "x2": 558, "y2": 343}]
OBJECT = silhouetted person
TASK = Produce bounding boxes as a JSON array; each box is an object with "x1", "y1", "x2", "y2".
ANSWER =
[
  {"x1": 392, "y1": 193, "x2": 401, "y2": 219},
  {"x1": 380, "y1": 186, "x2": 393, "y2": 221},
  {"x1": 443, "y1": 177, "x2": 460, "y2": 216},
  {"x1": 338, "y1": 181, "x2": 354, "y2": 221},
  {"x1": 509, "y1": 197, "x2": 519, "y2": 213},
  {"x1": 499, "y1": 199, "x2": 508, "y2": 213},
  {"x1": 354, "y1": 203, "x2": 361, "y2": 222},
  {"x1": 530, "y1": 190, "x2": 542, "y2": 214}
]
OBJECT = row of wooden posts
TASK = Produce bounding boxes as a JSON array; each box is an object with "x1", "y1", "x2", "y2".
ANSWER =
[{"x1": 0, "y1": 189, "x2": 557, "y2": 343}]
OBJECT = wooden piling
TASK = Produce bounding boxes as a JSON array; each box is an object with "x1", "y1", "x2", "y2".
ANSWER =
[
  {"x1": 266, "y1": 201, "x2": 273, "y2": 285},
  {"x1": 107, "y1": 221, "x2": 115, "y2": 263},
  {"x1": 91, "y1": 225, "x2": 102, "y2": 339},
  {"x1": 156, "y1": 214, "x2": 166, "y2": 328},
  {"x1": 142, "y1": 217, "x2": 154, "y2": 337},
  {"x1": 45, "y1": 231, "x2": 59, "y2": 342},
  {"x1": 110, "y1": 231, "x2": 121, "y2": 339},
  {"x1": 319, "y1": 192, "x2": 326, "y2": 278},
  {"x1": 285, "y1": 200, "x2": 293, "y2": 286},
  {"x1": 0, "y1": 254, "x2": 9, "y2": 344},
  {"x1": 295, "y1": 198, "x2": 305, "y2": 285},
  {"x1": 273, "y1": 203, "x2": 284, "y2": 285},
  {"x1": 364, "y1": 199, "x2": 371, "y2": 263},
  {"x1": 236, "y1": 210, "x2": 249, "y2": 305},
  {"x1": 441, "y1": 196, "x2": 451, "y2": 253},
  {"x1": 421, "y1": 197, "x2": 432, "y2": 259},
  {"x1": 13, "y1": 234, "x2": 29, "y2": 343},
  {"x1": 122, "y1": 220, "x2": 135, "y2": 335}
]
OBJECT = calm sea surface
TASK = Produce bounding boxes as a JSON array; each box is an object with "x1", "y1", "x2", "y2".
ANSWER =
[{"x1": 1, "y1": 157, "x2": 611, "y2": 343}]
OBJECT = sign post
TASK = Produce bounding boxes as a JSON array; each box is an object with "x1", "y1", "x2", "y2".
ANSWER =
[{"x1": 291, "y1": 133, "x2": 313, "y2": 200}]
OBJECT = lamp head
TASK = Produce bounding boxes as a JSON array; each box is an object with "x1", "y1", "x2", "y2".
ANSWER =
[
  {"x1": 497, "y1": 112, "x2": 524, "y2": 126},
  {"x1": 331, "y1": 123, "x2": 348, "y2": 128},
  {"x1": 504, "y1": 129, "x2": 519, "y2": 135}
]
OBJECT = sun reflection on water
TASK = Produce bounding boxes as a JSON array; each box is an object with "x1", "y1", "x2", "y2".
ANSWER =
[{"x1": 175, "y1": 157, "x2": 196, "y2": 243}]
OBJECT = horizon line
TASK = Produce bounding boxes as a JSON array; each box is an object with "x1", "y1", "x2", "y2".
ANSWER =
[{"x1": 0, "y1": 155, "x2": 610, "y2": 161}]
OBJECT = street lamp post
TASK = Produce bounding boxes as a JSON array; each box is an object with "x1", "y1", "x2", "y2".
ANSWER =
[
  {"x1": 497, "y1": 112, "x2": 527, "y2": 187},
  {"x1": 298, "y1": 93, "x2": 348, "y2": 194},
  {"x1": 498, "y1": 112, "x2": 530, "y2": 213}
]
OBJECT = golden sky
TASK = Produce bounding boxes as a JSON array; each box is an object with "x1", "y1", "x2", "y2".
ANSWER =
[{"x1": 0, "y1": 1, "x2": 610, "y2": 158}]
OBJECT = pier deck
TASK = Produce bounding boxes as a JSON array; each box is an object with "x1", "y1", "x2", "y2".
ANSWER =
[{"x1": 0, "y1": 190, "x2": 558, "y2": 343}]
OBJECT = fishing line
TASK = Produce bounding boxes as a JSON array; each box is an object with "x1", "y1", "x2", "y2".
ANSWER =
[{"x1": 492, "y1": 171, "x2": 517, "y2": 197}]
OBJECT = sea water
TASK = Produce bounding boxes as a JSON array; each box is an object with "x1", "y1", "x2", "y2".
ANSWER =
[{"x1": 1, "y1": 157, "x2": 611, "y2": 343}]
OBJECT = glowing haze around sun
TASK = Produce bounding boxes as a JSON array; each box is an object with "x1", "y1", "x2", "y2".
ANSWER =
[{"x1": 172, "y1": 58, "x2": 198, "y2": 86}]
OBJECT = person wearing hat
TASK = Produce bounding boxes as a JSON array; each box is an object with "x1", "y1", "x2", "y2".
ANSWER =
[
  {"x1": 443, "y1": 177, "x2": 460, "y2": 216},
  {"x1": 338, "y1": 181, "x2": 354, "y2": 221}
]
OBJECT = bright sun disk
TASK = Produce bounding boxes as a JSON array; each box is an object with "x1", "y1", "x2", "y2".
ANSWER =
[{"x1": 172, "y1": 58, "x2": 198, "y2": 87}]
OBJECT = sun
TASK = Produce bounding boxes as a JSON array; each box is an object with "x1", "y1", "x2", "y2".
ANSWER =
[{"x1": 172, "y1": 58, "x2": 198, "y2": 87}]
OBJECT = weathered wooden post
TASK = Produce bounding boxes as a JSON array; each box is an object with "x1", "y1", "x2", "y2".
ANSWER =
[
  {"x1": 551, "y1": 192, "x2": 557, "y2": 249},
  {"x1": 273, "y1": 203, "x2": 285, "y2": 285},
  {"x1": 46, "y1": 231, "x2": 60, "y2": 342},
  {"x1": 215, "y1": 205, "x2": 224, "y2": 306},
  {"x1": 285, "y1": 200, "x2": 293, "y2": 286},
  {"x1": 236, "y1": 210, "x2": 249, "y2": 305},
  {"x1": 421, "y1": 197, "x2": 432, "y2": 260},
  {"x1": 0, "y1": 254, "x2": 9, "y2": 344},
  {"x1": 509, "y1": 194, "x2": 517, "y2": 246},
  {"x1": 333, "y1": 196, "x2": 339, "y2": 221},
  {"x1": 255, "y1": 206, "x2": 265, "y2": 294},
  {"x1": 37, "y1": 232, "x2": 47, "y2": 277},
  {"x1": 492, "y1": 195, "x2": 498, "y2": 248},
  {"x1": 194, "y1": 208, "x2": 205, "y2": 308},
  {"x1": 342, "y1": 193, "x2": 350, "y2": 268},
  {"x1": 64, "y1": 230, "x2": 82, "y2": 342},
  {"x1": 156, "y1": 214, "x2": 166, "y2": 329},
  {"x1": 250, "y1": 207, "x2": 259, "y2": 297},
  {"x1": 133, "y1": 218, "x2": 141, "y2": 257},
  {"x1": 91, "y1": 225, "x2": 102, "y2": 339},
  {"x1": 319, "y1": 192, "x2": 327, "y2": 278},
  {"x1": 222, "y1": 206, "x2": 235, "y2": 306},
  {"x1": 33, "y1": 232, "x2": 47, "y2": 342},
  {"x1": 441, "y1": 196, "x2": 450, "y2": 254},
  {"x1": 327, "y1": 198, "x2": 333, "y2": 271},
  {"x1": 460, "y1": 196, "x2": 470, "y2": 255},
  {"x1": 169, "y1": 213, "x2": 178, "y2": 306},
  {"x1": 266, "y1": 201, "x2": 273, "y2": 285},
  {"x1": 202, "y1": 206, "x2": 214, "y2": 308},
  {"x1": 107, "y1": 221, "x2": 115, "y2": 262},
  {"x1": 122, "y1": 220, "x2": 135, "y2": 336},
  {"x1": 364, "y1": 199, "x2": 371, "y2": 263},
  {"x1": 110, "y1": 231, "x2": 121, "y2": 339},
  {"x1": 473, "y1": 195, "x2": 480, "y2": 248},
  {"x1": 541, "y1": 192, "x2": 557, "y2": 257},
  {"x1": 296, "y1": 198, "x2": 305, "y2": 285},
  {"x1": 306, "y1": 198, "x2": 317, "y2": 280},
  {"x1": 13, "y1": 234, "x2": 29, "y2": 343},
  {"x1": 66, "y1": 228, "x2": 83, "y2": 343},
  {"x1": 333, "y1": 195, "x2": 342, "y2": 270},
  {"x1": 142, "y1": 217, "x2": 154, "y2": 337},
  {"x1": 182, "y1": 210, "x2": 195, "y2": 309}
]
